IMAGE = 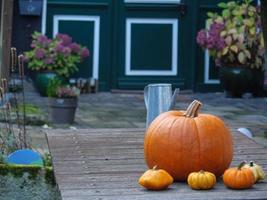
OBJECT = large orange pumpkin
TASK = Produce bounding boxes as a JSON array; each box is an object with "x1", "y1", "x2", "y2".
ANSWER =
[{"x1": 144, "y1": 100, "x2": 233, "y2": 181}]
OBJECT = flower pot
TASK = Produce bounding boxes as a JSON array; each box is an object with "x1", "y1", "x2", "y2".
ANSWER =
[
  {"x1": 219, "y1": 66, "x2": 264, "y2": 98},
  {"x1": 49, "y1": 98, "x2": 78, "y2": 124},
  {"x1": 34, "y1": 72, "x2": 58, "y2": 97},
  {"x1": 34, "y1": 72, "x2": 67, "y2": 97}
]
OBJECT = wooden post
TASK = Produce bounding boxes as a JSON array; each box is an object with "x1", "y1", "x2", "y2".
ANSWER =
[{"x1": 0, "y1": 0, "x2": 14, "y2": 79}]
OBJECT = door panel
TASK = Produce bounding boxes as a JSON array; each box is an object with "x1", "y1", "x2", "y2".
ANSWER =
[
  {"x1": 113, "y1": 1, "x2": 188, "y2": 90},
  {"x1": 126, "y1": 19, "x2": 177, "y2": 76},
  {"x1": 46, "y1": 0, "x2": 111, "y2": 90},
  {"x1": 56, "y1": 20, "x2": 94, "y2": 78},
  {"x1": 130, "y1": 23, "x2": 173, "y2": 71}
]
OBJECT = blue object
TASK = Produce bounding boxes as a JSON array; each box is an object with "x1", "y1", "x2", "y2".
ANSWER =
[{"x1": 6, "y1": 149, "x2": 44, "y2": 166}]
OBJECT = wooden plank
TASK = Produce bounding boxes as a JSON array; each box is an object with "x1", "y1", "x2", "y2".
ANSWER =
[
  {"x1": 60, "y1": 186, "x2": 267, "y2": 200},
  {"x1": 61, "y1": 190, "x2": 267, "y2": 200},
  {"x1": 46, "y1": 128, "x2": 267, "y2": 200}
]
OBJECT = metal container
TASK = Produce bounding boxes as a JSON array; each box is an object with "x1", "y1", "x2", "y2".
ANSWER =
[{"x1": 144, "y1": 84, "x2": 179, "y2": 128}]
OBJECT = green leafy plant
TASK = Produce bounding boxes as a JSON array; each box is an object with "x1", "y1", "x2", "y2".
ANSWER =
[
  {"x1": 24, "y1": 32, "x2": 90, "y2": 77},
  {"x1": 47, "y1": 77, "x2": 80, "y2": 98},
  {"x1": 47, "y1": 77, "x2": 63, "y2": 97},
  {"x1": 17, "y1": 104, "x2": 43, "y2": 115},
  {"x1": 55, "y1": 86, "x2": 80, "y2": 98},
  {"x1": 196, "y1": 0, "x2": 265, "y2": 69}
]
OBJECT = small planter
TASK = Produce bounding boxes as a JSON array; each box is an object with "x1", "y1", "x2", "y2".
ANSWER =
[
  {"x1": 49, "y1": 98, "x2": 78, "y2": 124},
  {"x1": 219, "y1": 66, "x2": 264, "y2": 98}
]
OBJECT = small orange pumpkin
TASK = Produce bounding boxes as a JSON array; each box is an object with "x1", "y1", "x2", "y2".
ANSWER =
[
  {"x1": 138, "y1": 166, "x2": 173, "y2": 190},
  {"x1": 223, "y1": 161, "x2": 255, "y2": 189},
  {"x1": 144, "y1": 100, "x2": 233, "y2": 181},
  {"x1": 187, "y1": 170, "x2": 216, "y2": 190}
]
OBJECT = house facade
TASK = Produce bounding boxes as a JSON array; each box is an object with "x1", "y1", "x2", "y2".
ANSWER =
[{"x1": 11, "y1": 0, "x2": 236, "y2": 92}]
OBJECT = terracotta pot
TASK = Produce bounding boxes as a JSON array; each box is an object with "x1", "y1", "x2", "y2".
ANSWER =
[{"x1": 49, "y1": 98, "x2": 78, "y2": 124}]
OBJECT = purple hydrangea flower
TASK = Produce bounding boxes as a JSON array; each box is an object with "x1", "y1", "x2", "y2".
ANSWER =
[
  {"x1": 22, "y1": 55, "x2": 29, "y2": 63},
  {"x1": 69, "y1": 43, "x2": 81, "y2": 54},
  {"x1": 56, "y1": 33, "x2": 72, "y2": 46},
  {"x1": 35, "y1": 48, "x2": 46, "y2": 59},
  {"x1": 44, "y1": 57, "x2": 54, "y2": 65},
  {"x1": 25, "y1": 31, "x2": 90, "y2": 76},
  {"x1": 210, "y1": 23, "x2": 224, "y2": 33},
  {"x1": 206, "y1": 36, "x2": 216, "y2": 49},
  {"x1": 36, "y1": 34, "x2": 53, "y2": 48},
  {"x1": 196, "y1": 30, "x2": 207, "y2": 46},
  {"x1": 217, "y1": 38, "x2": 226, "y2": 50},
  {"x1": 62, "y1": 47, "x2": 71, "y2": 56},
  {"x1": 47, "y1": 39, "x2": 52, "y2": 45},
  {"x1": 80, "y1": 47, "x2": 90, "y2": 58},
  {"x1": 55, "y1": 43, "x2": 64, "y2": 53},
  {"x1": 197, "y1": 22, "x2": 225, "y2": 51},
  {"x1": 37, "y1": 35, "x2": 48, "y2": 44},
  {"x1": 30, "y1": 43, "x2": 36, "y2": 48}
]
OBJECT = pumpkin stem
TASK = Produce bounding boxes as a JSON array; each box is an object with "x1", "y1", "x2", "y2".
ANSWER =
[
  {"x1": 238, "y1": 161, "x2": 247, "y2": 170},
  {"x1": 152, "y1": 165, "x2": 157, "y2": 170},
  {"x1": 184, "y1": 100, "x2": 202, "y2": 118},
  {"x1": 249, "y1": 161, "x2": 254, "y2": 167},
  {"x1": 199, "y1": 170, "x2": 205, "y2": 174}
]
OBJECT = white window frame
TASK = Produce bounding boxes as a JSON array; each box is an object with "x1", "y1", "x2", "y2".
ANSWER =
[
  {"x1": 125, "y1": 18, "x2": 178, "y2": 76},
  {"x1": 53, "y1": 15, "x2": 100, "y2": 79}
]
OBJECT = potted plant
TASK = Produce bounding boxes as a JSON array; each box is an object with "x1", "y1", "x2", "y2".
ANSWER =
[
  {"x1": 196, "y1": 0, "x2": 265, "y2": 97},
  {"x1": 47, "y1": 78, "x2": 80, "y2": 124},
  {"x1": 24, "y1": 31, "x2": 89, "y2": 96}
]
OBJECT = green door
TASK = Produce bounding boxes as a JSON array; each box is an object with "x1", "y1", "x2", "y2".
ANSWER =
[
  {"x1": 46, "y1": 0, "x2": 112, "y2": 91},
  {"x1": 113, "y1": 0, "x2": 192, "y2": 90},
  {"x1": 55, "y1": 20, "x2": 94, "y2": 79}
]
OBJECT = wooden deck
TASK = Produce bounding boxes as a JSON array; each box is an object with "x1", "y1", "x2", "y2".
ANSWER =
[{"x1": 46, "y1": 128, "x2": 267, "y2": 200}]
